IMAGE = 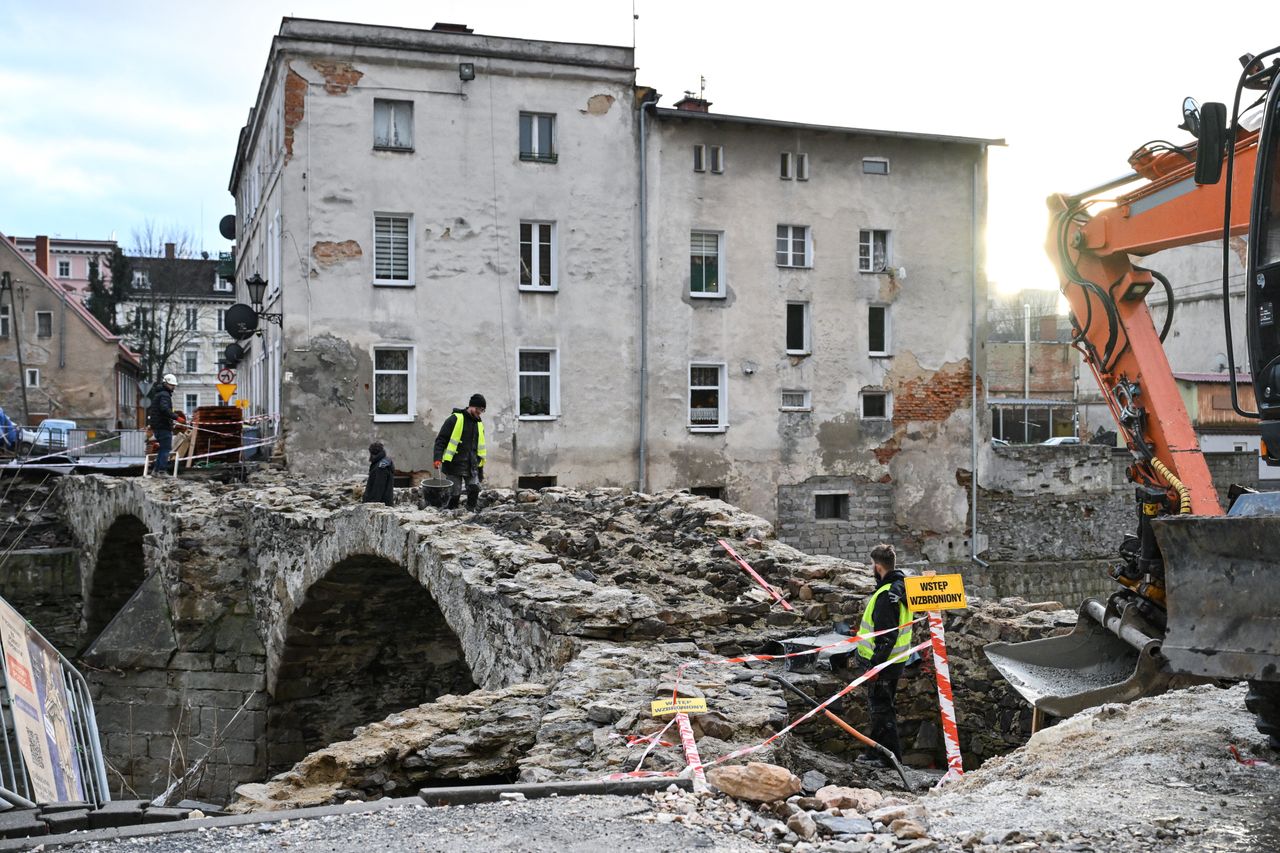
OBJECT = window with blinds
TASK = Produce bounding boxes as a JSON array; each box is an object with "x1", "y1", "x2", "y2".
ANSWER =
[
  {"x1": 690, "y1": 231, "x2": 722, "y2": 296},
  {"x1": 374, "y1": 215, "x2": 411, "y2": 283}
]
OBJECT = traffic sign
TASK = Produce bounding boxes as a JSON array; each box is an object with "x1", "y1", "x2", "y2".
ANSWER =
[
  {"x1": 217, "y1": 367, "x2": 236, "y2": 383},
  {"x1": 216, "y1": 383, "x2": 237, "y2": 403}
]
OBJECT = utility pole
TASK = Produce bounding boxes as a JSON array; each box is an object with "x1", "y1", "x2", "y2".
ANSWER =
[{"x1": 1, "y1": 272, "x2": 30, "y2": 424}]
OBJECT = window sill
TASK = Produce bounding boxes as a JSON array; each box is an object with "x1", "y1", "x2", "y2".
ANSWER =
[
  {"x1": 373, "y1": 145, "x2": 415, "y2": 153},
  {"x1": 373, "y1": 414, "x2": 416, "y2": 423},
  {"x1": 690, "y1": 291, "x2": 725, "y2": 299},
  {"x1": 815, "y1": 518, "x2": 850, "y2": 524},
  {"x1": 519, "y1": 153, "x2": 558, "y2": 164},
  {"x1": 860, "y1": 269, "x2": 892, "y2": 275},
  {"x1": 373, "y1": 280, "x2": 415, "y2": 288},
  {"x1": 869, "y1": 351, "x2": 892, "y2": 359},
  {"x1": 786, "y1": 350, "x2": 811, "y2": 358},
  {"x1": 688, "y1": 426, "x2": 728, "y2": 433},
  {"x1": 780, "y1": 407, "x2": 812, "y2": 413},
  {"x1": 777, "y1": 264, "x2": 812, "y2": 270},
  {"x1": 518, "y1": 415, "x2": 558, "y2": 421},
  {"x1": 518, "y1": 285, "x2": 559, "y2": 293}
]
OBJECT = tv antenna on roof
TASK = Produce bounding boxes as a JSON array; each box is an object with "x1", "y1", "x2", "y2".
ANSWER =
[{"x1": 700, "y1": 75, "x2": 706, "y2": 100}]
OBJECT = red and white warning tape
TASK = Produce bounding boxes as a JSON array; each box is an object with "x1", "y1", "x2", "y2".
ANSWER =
[
  {"x1": 675, "y1": 712, "x2": 709, "y2": 792},
  {"x1": 718, "y1": 538, "x2": 793, "y2": 611},
  {"x1": 926, "y1": 609, "x2": 964, "y2": 784}
]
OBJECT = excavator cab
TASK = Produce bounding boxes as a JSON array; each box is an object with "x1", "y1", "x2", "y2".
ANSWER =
[{"x1": 986, "y1": 48, "x2": 1280, "y2": 724}]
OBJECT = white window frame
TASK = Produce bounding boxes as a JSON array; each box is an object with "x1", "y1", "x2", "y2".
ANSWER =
[
  {"x1": 132, "y1": 270, "x2": 150, "y2": 289},
  {"x1": 776, "y1": 225, "x2": 812, "y2": 268},
  {"x1": 869, "y1": 304, "x2": 891, "y2": 357},
  {"x1": 688, "y1": 362, "x2": 728, "y2": 432},
  {"x1": 184, "y1": 393, "x2": 200, "y2": 416},
  {"x1": 693, "y1": 144, "x2": 706, "y2": 173},
  {"x1": 216, "y1": 308, "x2": 227, "y2": 332},
  {"x1": 36, "y1": 311, "x2": 53, "y2": 338},
  {"x1": 517, "y1": 348, "x2": 560, "y2": 420},
  {"x1": 861, "y1": 390, "x2": 891, "y2": 420},
  {"x1": 185, "y1": 307, "x2": 198, "y2": 331},
  {"x1": 372, "y1": 345, "x2": 416, "y2": 423},
  {"x1": 214, "y1": 276, "x2": 233, "y2": 293},
  {"x1": 518, "y1": 221, "x2": 557, "y2": 291},
  {"x1": 25, "y1": 368, "x2": 39, "y2": 388},
  {"x1": 785, "y1": 301, "x2": 811, "y2": 355},
  {"x1": 796, "y1": 152, "x2": 809, "y2": 181},
  {"x1": 184, "y1": 349, "x2": 199, "y2": 374},
  {"x1": 859, "y1": 229, "x2": 891, "y2": 273},
  {"x1": 57, "y1": 259, "x2": 71, "y2": 278},
  {"x1": 689, "y1": 230, "x2": 725, "y2": 298},
  {"x1": 519, "y1": 112, "x2": 557, "y2": 162},
  {"x1": 709, "y1": 145, "x2": 724, "y2": 174},
  {"x1": 373, "y1": 213, "x2": 413, "y2": 286},
  {"x1": 0, "y1": 305, "x2": 9, "y2": 338},
  {"x1": 780, "y1": 389, "x2": 811, "y2": 411},
  {"x1": 780, "y1": 151, "x2": 794, "y2": 180},
  {"x1": 373, "y1": 98, "x2": 414, "y2": 150},
  {"x1": 863, "y1": 157, "x2": 890, "y2": 175}
]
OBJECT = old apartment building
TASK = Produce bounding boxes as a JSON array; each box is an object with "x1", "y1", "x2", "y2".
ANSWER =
[
  {"x1": 13, "y1": 234, "x2": 117, "y2": 297},
  {"x1": 0, "y1": 234, "x2": 141, "y2": 428},
  {"x1": 230, "y1": 19, "x2": 997, "y2": 558}
]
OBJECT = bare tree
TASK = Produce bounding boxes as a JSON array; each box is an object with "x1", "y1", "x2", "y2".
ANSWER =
[
  {"x1": 130, "y1": 221, "x2": 197, "y2": 260},
  {"x1": 988, "y1": 288, "x2": 1064, "y2": 339}
]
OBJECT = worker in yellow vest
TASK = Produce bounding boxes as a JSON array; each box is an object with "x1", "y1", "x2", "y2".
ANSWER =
[
  {"x1": 853, "y1": 542, "x2": 911, "y2": 765},
  {"x1": 432, "y1": 393, "x2": 487, "y2": 511}
]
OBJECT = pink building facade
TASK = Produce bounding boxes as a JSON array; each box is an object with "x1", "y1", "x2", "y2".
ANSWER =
[{"x1": 11, "y1": 235, "x2": 117, "y2": 297}]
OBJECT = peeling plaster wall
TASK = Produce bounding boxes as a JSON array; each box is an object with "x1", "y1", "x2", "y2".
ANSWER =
[
  {"x1": 234, "y1": 29, "x2": 640, "y2": 483},
  {"x1": 646, "y1": 118, "x2": 989, "y2": 547}
]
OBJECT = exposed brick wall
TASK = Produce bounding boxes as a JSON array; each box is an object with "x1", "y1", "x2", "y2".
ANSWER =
[
  {"x1": 283, "y1": 69, "x2": 307, "y2": 160},
  {"x1": 892, "y1": 360, "x2": 978, "y2": 423},
  {"x1": 310, "y1": 60, "x2": 364, "y2": 95},
  {"x1": 312, "y1": 240, "x2": 363, "y2": 266}
]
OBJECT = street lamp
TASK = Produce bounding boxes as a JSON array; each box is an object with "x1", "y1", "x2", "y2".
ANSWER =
[{"x1": 245, "y1": 274, "x2": 282, "y2": 326}]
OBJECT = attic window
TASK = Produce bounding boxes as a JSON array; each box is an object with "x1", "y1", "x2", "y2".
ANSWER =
[{"x1": 863, "y1": 157, "x2": 890, "y2": 175}]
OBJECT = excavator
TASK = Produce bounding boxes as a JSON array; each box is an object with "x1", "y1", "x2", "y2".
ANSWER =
[{"x1": 984, "y1": 46, "x2": 1280, "y2": 748}]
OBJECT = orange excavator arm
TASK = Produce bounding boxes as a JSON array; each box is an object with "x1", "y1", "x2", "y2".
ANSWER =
[{"x1": 1046, "y1": 129, "x2": 1261, "y2": 519}]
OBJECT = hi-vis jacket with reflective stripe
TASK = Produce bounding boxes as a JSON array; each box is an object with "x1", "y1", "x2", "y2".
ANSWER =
[
  {"x1": 433, "y1": 408, "x2": 486, "y2": 475},
  {"x1": 855, "y1": 570, "x2": 911, "y2": 664}
]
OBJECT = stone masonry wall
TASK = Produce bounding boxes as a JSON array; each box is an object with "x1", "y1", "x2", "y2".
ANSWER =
[{"x1": 776, "y1": 476, "x2": 912, "y2": 562}]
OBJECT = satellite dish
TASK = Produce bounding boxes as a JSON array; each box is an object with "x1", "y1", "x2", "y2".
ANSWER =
[
  {"x1": 224, "y1": 342, "x2": 245, "y2": 365},
  {"x1": 218, "y1": 215, "x2": 237, "y2": 241},
  {"x1": 225, "y1": 303, "x2": 259, "y2": 340}
]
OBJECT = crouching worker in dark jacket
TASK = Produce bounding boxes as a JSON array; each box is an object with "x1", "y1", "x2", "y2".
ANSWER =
[
  {"x1": 362, "y1": 441, "x2": 396, "y2": 506},
  {"x1": 432, "y1": 394, "x2": 486, "y2": 511}
]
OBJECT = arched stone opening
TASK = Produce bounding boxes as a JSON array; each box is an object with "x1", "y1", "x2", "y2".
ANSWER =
[
  {"x1": 83, "y1": 514, "x2": 148, "y2": 649},
  {"x1": 266, "y1": 554, "x2": 477, "y2": 772}
]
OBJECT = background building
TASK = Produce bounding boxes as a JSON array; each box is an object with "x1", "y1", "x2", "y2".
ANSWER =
[
  {"x1": 13, "y1": 235, "x2": 117, "y2": 298},
  {"x1": 229, "y1": 19, "x2": 997, "y2": 560},
  {"x1": 1, "y1": 233, "x2": 140, "y2": 428}
]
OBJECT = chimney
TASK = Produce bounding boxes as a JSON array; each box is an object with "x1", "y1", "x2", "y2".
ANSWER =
[
  {"x1": 1038, "y1": 316, "x2": 1058, "y2": 342},
  {"x1": 34, "y1": 236, "x2": 51, "y2": 274},
  {"x1": 431, "y1": 22, "x2": 473, "y2": 33},
  {"x1": 165, "y1": 242, "x2": 176, "y2": 260},
  {"x1": 674, "y1": 95, "x2": 712, "y2": 113}
]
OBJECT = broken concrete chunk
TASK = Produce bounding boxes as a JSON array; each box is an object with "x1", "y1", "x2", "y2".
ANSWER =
[{"x1": 814, "y1": 784, "x2": 883, "y2": 813}]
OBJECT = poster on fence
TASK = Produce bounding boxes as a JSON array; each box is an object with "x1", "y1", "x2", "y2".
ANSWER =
[{"x1": 0, "y1": 597, "x2": 84, "y2": 803}]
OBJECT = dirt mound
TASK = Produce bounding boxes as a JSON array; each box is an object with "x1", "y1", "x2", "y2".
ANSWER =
[{"x1": 924, "y1": 683, "x2": 1280, "y2": 850}]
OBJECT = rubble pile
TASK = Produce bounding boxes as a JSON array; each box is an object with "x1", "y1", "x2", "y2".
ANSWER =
[{"x1": 0, "y1": 473, "x2": 69, "y2": 549}]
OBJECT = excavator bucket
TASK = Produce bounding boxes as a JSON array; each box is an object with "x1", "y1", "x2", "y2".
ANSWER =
[
  {"x1": 983, "y1": 595, "x2": 1177, "y2": 718},
  {"x1": 1155, "y1": 494, "x2": 1280, "y2": 682}
]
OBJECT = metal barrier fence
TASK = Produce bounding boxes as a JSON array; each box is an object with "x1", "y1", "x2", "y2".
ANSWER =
[
  {"x1": 0, "y1": 604, "x2": 111, "y2": 807},
  {"x1": 65, "y1": 429, "x2": 148, "y2": 458}
]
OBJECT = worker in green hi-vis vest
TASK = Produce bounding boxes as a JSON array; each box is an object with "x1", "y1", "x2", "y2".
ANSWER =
[
  {"x1": 432, "y1": 393, "x2": 487, "y2": 511},
  {"x1": 852, "y1": 543, "x2": 911, "y2": 765}
]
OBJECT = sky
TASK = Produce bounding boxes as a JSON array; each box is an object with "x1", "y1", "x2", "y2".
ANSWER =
[{"x1": 3, "y1": 1, "x2": 1279, "y2": 292}]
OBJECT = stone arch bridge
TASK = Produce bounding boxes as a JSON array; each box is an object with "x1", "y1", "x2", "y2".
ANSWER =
[{"x1": 58, "y1": 476, "x2": 665, "y2": 801}]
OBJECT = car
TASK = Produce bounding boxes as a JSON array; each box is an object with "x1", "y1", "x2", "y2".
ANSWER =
[
  {"x1": 1040, "y1": 435, "x2": 1081, "y2": 446},
  {"x1": 19, "y1": 419, "x2": 77, "y2": 453},
  {"x1": 991, "y1": 437, "x2": 1011, "y2": 447}
]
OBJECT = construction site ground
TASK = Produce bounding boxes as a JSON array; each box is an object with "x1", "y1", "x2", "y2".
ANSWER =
[{"x1": 43, "y1": 684, "x2": 1278, "y2": 853}]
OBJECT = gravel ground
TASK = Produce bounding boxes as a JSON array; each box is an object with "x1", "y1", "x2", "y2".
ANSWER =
[{"x1": 63, "y1": 796, "x2": 771, "y2": 853}]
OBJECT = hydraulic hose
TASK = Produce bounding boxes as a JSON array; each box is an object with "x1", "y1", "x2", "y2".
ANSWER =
[{"x1": 1149, "y1": 457, "x2": 1192, "y2": 514}]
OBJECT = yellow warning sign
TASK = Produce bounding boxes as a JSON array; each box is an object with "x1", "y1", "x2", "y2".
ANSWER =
[
  {"x1": 904, "y1": 574, "x2": 967, "y2": 612},
  {"x1": 650, "y1": 697, "x2": 708, "y2": 717},
  {"x1": 236, "y1": 399, "x2": 250, "y2": 409},
  {"x1": 216, "y1": 383, "x2": 237, "y2": 403}
]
